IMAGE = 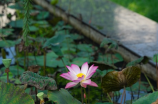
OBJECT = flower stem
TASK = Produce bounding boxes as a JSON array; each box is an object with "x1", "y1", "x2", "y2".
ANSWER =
[
  {"x1": 83, "y1": 88, "x2": 87, "y2": 104},
  {"x1": 144, "y1": 73, "x2": 155, "y2": 92},
  {"x1": 81, "y1": 86, "x2": 83, "y2": 104},
  {"x1": 107, "y1": 93, "x2": 113, "y2": 103},
  {"x1": 61, "y1": 58, "x2": 68, "y2": 72}
]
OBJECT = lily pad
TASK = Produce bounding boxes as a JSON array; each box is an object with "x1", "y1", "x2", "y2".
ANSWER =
[
  {"x1": 0, "y1": 82, "x2": 34, "y2": 104},
  {"x1": 0, "y1": 39, "x2": 21, "y2": 47},
  {"x1": 43, "y1": 34, "x2": 67, "y2": 48},
  {"x1": 101, "y1": 65, "x2": 141, "y2": 92},
  {"x1": 48, "y1": 88, "x2": 81, "y2": 104},
  {"x1": 0, "y1": 28, "x2": 14, "y2": 36},
  {"x1": 133, "y1": 91, "x2": 158, "y2": 104},
  {"x1": 20, "y1": 71, "x2": 57, "y2": 90},
  {"x1": 8, "y1": 19, "x2": 23, "y2": 28},
  {"x1": 1, "y1": 65, "x2": 24, "y2": 76},
  {"x1": 100, "y1": 38, "x2": 118, "y2": 49}
]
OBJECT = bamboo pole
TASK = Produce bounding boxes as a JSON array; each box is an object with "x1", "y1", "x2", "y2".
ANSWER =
[{"x1": 32, "y1": 0, "x2": 157, "y2": 81}]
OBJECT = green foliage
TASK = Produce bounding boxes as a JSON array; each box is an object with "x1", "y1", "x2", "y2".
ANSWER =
[
  {"x1": 110, "y1": 0, "x2": 158, "y2": 22},
  {"x1": 0, "y1": 72, "x2": 13, "y2": 82},
  {"x1": 97, "y1": 53, "x2": 123, "y2": 64},
  {"x1": 100, "y1": 38, "x2": 118, "y2": 49},
  {"x1": 0, "y1": 82, "x2": 34, "y2": 104},
  {"x1": 0, "y1": 28, "x2": 14, "y2": 36},
  {"x1": 43, "y1": 34, "x2": 67, "y2": 48},
  {"x1": 95, "y1": 102, "x2": 113, "y2": 104},
  {"x1": 8, "y1": 19, "x2": 23, "y2": 28},
  {"x1": 17, "y1": 52, "x2": 69, "y2": 67},
  {"x1": 126, "y1": 81, "x2": 151, "y2": 92},
  {"x1": 126, "y1": 56, "x2": 151, "y2": 67},
  {"x1": 48, "y1": 88, "x2": 81, "y2": 104},
  {"x1": 1, "y1": 65, "x2": 24, "y2": 76},
  {"x1": 133, "y1": 91, "x2": 158, "y2": 104},
  {"x1": 0, "y1": 39, "x2": 21, "y2": 47},
  {"x1": 37, "y1": 11, "x2": 49, "y2": 20},
  {"x1": 20, "y1": 71, "x2": 57, "y2": 90},
  {"x1": 51, "y1": 0, "x2": 59, "y2": 5},
  {"x1": 153, "y1": 54, "x2": 158, "y2": 62}
]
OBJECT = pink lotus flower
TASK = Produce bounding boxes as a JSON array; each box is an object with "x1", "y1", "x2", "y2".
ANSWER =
[{"x1": 60, "y1": 62, "x2": 98, "y2": 89}]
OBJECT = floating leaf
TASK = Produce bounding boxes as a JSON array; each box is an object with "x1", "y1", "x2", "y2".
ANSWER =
[
  {"x1": 20, "y1": 71, "x2": 57, "y2": 90},
  {"x1": 17, "y1": 52, "x2": 69, "y2": 67},
  {"x1": 37, "y1": 11, "x2": 49, "y2": 20},
  {"x1": 0, "y1": 72, "x2": 13, "y2": 82},
  {"x1": 48, "y1": 88, "x2": 81, "y2": 104},
  {"x1": 101, "y1": 66, "x2": 141, "y2": 93},
  {"x1": 133, "y1": 91, "x2": 158, "y2": 104},
  {"x1": 8, "y1": 3, "x2": 23, "y2": 10},
  {"x1": 0, "y1": 39, "x2": 21, "y2": 47},
  {"x1": 43, "y1": 34, "x2": 66, "y2": 48},
  {"x1": 126, "y1": 56, "x2": 151, "y2": 67},
  {"x1": 1, "y1": 65, "x2": 24, "y2": 76},
  {"x1": 89, "y1": 61, "x2": 117, "y2": 70},
  {"x1": 95, "y1": 102, "x2": 113, "y2": 104},
  {"x1": 8, "y1": 19, "x2": 23, "y2": 28},
  {"x1": 51, "y1": 44, "x2": 63, "y2": 56},
  {"x1": 29, "y1": 26, "x2": 39, "y2": 32},
  {"x1": 97, "y1": 53, "x2": 123, "y2": 64},
  {"x1": 0, "y1": 82, "x2": 34, "y2": 104},
  {"x1": 72, "y1": 57, "x2": 90, "y2": 66},
  {"x1": 100, "y1": 38, "x2": 118, "y2": 49},
  {"x1": 0, "y1": 28, "x2": 14, "y2": 36}
]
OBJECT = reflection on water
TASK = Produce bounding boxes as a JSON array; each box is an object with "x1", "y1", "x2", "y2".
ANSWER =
[{"x1": 0, "y1": 47, "x2": 15, "y2": 65}]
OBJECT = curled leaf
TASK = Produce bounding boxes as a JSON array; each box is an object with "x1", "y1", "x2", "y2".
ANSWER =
[{"x1": 101, "y1": 65, "x2": 141, "y2": 92}]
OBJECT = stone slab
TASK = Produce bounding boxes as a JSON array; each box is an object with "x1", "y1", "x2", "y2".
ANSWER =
[{"x1": 59, "y1": 0, "x2": 158, "y2": 58}]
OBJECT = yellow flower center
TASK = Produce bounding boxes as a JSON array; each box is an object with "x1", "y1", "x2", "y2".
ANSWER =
[{"x1": 77, "y1": 73, "x2": 86, "y2": 78}]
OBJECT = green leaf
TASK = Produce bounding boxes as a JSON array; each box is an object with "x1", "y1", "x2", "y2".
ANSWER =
[
  {"x1": 8, "y1": 3, "x2": 23, "y2": 10},
  {"x1": 77, "y1": 44, "x2": 94, "y2": 52},
  {"x1": 37, "y1": 11, "x2": 49, "y2": 20},
  {"x1": 93, "y1": 69, "x2": 114, "y2": 77},
  {"x1": 51, "y1": 44, "x2": 63, "y2": 56},
  {"x1": 43, "y1": 34, "x2": 66, "y2": 48},
  {"x1": 29, "y1": 26, "x2": 39, "y2": 32},
  {"x1": 0, "y1": 72, "x2": 13, "y2": 82},
  {"x1": 48, "y1": 88, "x2": 81, "y2": 104},
  {"x1": 126, "y1": 56, "x2": 151, "y2": 67},
  {"x1": 126, "y1": 82, "x2": 148, "y2": 92},
  {"x1": 72, "y1": 57, "x2": 90, "y2": 66},
  {"x1": 97, "y1": 53, "x2": 123, "y2": 64},
  {"x1": 0, "y1": 28, "x2": 14, "y2": 36},
  {"x1": 101, "y1": 66, "x2": 141, "y2": 92},
  {"x1": 1, "y1": 65, "x2": 24, "y2": 76},
  {"x1": 20, "y1": 71, "x2": 57, "y2": 90},
  {"x1": 0, "y1": 39, "x2": 21, "y2": 47},
  {"x1": 100, "y1": 38, "x2": 118, "y2": 49},
  {"x1": 8, "y1": 19, "x2": 23, "y2": 28},
  {"x1": 95, "y1": 102, "x2": 113, "y2": 104},
  {"x1": 133, "y1": 91, "x2": 158, "y2": 104},
  {"x1": 17, "y1": 52, "x2": 69, "y2": 67},
  {"x1": 0, "y1": 82, "x2": 34, "y2": 104},
  {"x1": 153, "y1": 54, "x2": 158, "y2": 62}
]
